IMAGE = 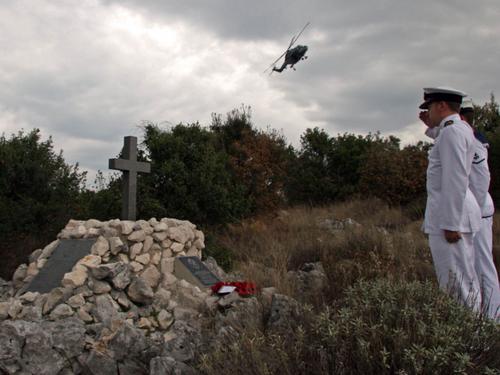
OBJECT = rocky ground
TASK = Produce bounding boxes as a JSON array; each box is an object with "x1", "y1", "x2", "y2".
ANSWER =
[{"x1": 0, "y1": 218, "x2": 323, "y2": 375}]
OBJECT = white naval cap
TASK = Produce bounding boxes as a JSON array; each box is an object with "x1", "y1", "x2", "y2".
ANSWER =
[
  {"x1": 419, "y1": 86, "x2": 467, "y2": 109},
  {"x1": 460, "y1": 98, "x2": 474, "y2": 113}
]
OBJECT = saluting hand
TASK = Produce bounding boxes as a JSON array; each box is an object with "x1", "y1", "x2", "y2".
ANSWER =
[
  {"x1": 444, "y1": 230, "x2": 462, "y2": 243},
  {"x1": 419, "y1": 111, "x2": 430, "y2": 126}
]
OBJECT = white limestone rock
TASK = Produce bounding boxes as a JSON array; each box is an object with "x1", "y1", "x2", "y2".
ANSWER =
[
  {"x1": 0, "y1": 302, "x2": 11, "y2": 320},
  {"x1": 170, "y1": 242, "x2": 184, "y2": 254},
  {"x1": 19, "y1": 291, "x2": 39, "y2": 303},
  {"x1": 117, "y1": 253, "x2": 130, "y2": 264},
  {"x1": 128, "y1": 230, "x2": 146, "y2": 242},
  {"x1": 41, "y1": 240, "x2": 59, "y2": 259},
  {"x1": 67, "y1": 294, "x2": 86, "y2": 308},
  {"x1": 49, "y1": 303, "x2": 74, "y2": 320},
  {"x1": 89, "y1": 279, "x2": 112, "y2": 294},
  {"x1": 12, "y1": 264, "x2": 27, "y2": 287},
  {"x1": 8, "y1": 299, "x2": 23, "y2": 319},
  {"x1": 167, "y1": 226, "x2": 194, "y2": 244},
  {"x1": 43, "y1": 288, "x2": 67, "y2": 314},
  {"x1": 78, "y1": 308, "x2": 93, "y2": 323},
  {"x1": 160, "y1": 258, "x2": 175, "y2": 274},
  {"x1": 102, "y1": 226, "x2": 119, "y2": 237},
  {"x1": 137, "y1": 317, "x2": 152, "y2": 329},
  {"x1": 153, "y1": 231, "x2": 168, "y2": 242},
  {"x1": 26, "y1": 262, "x2": 39, "y2": 277},
  {"x1": 34, "y1": 257, "x2": 46, "y2": 269},
  {"x1": 77, "y1": 254, "x2": 102, "y2": 268},
  {"x1": 135, "y1": 254, "x2": 150, "y2": 265},
  {"x1": 154, "y1": 222, "x2": 168, "y2": 232},
  {"x1": 108, "y1": 219, "x2": 121, "y2": 228},
  {"x1": 129, "y1": 243, "x2": 143, "y2": 259},
  {"x1": 109, "y1": 237, "x2": 126, "y2": 255},
  {"x1": 130, "y1": 261, "x2": 144, "y2": 273},
  {"x1": 143, "y1": 236, "x2": 154, "y2": 253},
  {"x1": 29, "y1": 249, "x2": 43, "y2": 263},
  {"x1": 150, "y1": 249, "x2": 162, "y2": 265},
  {"x1": 91, "y1": 236, "x2": 109, "y2": 256},
  {"x1": 162, "y1": 248, "x2": 173, "y2": 258},
  {"x1": 85, "y1": 219, "x2": 103, "y2": 229},
  {"x1": 85, "y1": 228, "x2": 102, "y2": 238},
  {"x1": 160, "y1": 273, "x2": 177, "y2": 288},
  {"x1": 127, "y1": 277, "x2": 154, "y2": 305},
  {"x1": 141, "y1": 266, "x2": 161, "y2": 289},
  {"x1": 161, "y1": 239, "x2": 172, "y2": 249},
  {"x1": 156, "y1": 310, "x2": 174, "y2": 330},
  {"x1": 62, "y1": 267, "x2": 88, "y2": 288},
  {"x1": 120, "y1": 221, "x2": 135, "y2": 235}
]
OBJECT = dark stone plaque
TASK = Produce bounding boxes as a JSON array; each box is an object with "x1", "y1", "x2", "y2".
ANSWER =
[
  {"x1": 174, "y1": 256, "x2": 220, "y2": 288},
  {"x1": 25, "y1": 239, "x2": 96, "y2": 294}
]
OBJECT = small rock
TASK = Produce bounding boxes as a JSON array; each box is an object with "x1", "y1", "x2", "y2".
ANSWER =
[
  {"x1": 135, "y1": 253, "x2": 150, "y2": 265},
  {"x1": 29, "y1": 249, "x2": 43, "y2": 263},
  {"x1": 127, "y1": 277, "x2": 154, "y2": 305},
  {"x1": 129, "y1": 242, "x2": 143, "y2": 259},
  {"x1": 67, "y1": 294, "x2": 86, "y2": 308},
  {"x1": 120, "y1": 220, "x2": 135, "y2": 235},
  {"x1": 130, "y1": 261, "x2": 144, "y2": 273},
  {"x1": 156, "y1": 310, "x2": 174, "y2": 330},
  {"x1": 109, "y1": 236, "x2": 126, "y2": 255},
  {"x1": 78, "y1": 308, "x2": 94, "y2": 323},
  {"x1": 141, "y1": 265, "x2": 161, "y2": 288},
  {"x1": 77, "y1": 254, "x2": 102, "y2": 268},
  {"x1": 128, "y1": 230, "x2": 146, "y2": 242},
  {"x1": 170, "y1": 242, "x2": 184, "y2": 253},
  {"x1": 143, "y1": 236, "x2": 154, "y2": 252},
  {"x1": 49, "y1": 303, "x2": 74, "y2": 320},
  {"x1": 62, "y1": 267, "x2": 88, "y2": 288},
  {"x1": 89, "y1": 279, "x2": 112, "y2": 294},
  {"x1": 90, "y1": 236, "x2": 109, "y2": 256},
  {"x1": 111, "y1": 266, "x2": 132, "y2": 290},
  {"x1": 19, "y1": 291, "x2": 39, "y2": 303}
]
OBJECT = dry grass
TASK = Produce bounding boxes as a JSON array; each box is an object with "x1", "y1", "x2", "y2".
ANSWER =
[
  {"x1": 200, "y1": 200, "x2": 500, "y2": 374},
  {"x1": 213, "y1": 198, "x2": 437, "y2": 305}
]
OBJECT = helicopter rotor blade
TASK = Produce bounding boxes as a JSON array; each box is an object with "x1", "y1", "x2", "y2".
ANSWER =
[{"x1": 289, "y1": 21, "x2": 310, "y2": 48}]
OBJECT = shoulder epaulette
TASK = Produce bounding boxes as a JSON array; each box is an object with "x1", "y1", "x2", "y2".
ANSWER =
[{"x1": 443, "y1": 120, "x2": 454, "y2": 127}]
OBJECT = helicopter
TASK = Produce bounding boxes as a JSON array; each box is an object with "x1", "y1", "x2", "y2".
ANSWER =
[{"x1": 264, "y1": 22, "x2": 310, "y2": 74}]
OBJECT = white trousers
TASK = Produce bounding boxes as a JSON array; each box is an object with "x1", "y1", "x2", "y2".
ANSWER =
[
  {"x1": 429, "y1": 233, "x2": 481, "y2": 312},
  {"x1": 474, "y1": 216, "x2": 500, "y2": 321}
]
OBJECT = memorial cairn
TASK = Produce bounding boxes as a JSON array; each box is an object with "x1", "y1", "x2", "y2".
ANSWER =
[
  {"x1": 0, "y1": 217, "x2": 246, "y2": 375},
  {"x1": 0, "y1": 136, "x2": 272, "y2": 374}
]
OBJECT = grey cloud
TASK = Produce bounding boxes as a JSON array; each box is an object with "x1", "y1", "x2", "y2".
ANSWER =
[{"x1": 1, "y1": 0, "x2": 500, "y2": 182}]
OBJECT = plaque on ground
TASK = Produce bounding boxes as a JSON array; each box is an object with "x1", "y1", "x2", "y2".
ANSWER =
[
  {"x1": 174, "y1": 256, "x2": 220, "y2": 289},
  {"x1": 25, "y1": 239, "x2": 96, "y2": 294}
]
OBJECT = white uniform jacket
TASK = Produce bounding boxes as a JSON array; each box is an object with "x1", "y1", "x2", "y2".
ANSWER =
[
  {"x1": 423, "y1": 114, "x2": 482, "y2": 234},
  {"x1": 469, "y1": 132, "x2": 495, "y2": 218}
]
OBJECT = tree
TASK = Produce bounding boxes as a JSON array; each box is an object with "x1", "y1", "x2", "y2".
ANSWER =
[
  {"x1": 285, "y1": 127, "x2": 336, "y2": 205},
  {"x1": 0, "y1": 129, "x2": 86, "y2": 277},
  {"x1": 359, "y1": 142, "x2": 429, "y2": 206},
  {"x1": 142, "y1": 122, "x2": 249, "y2": 225},
  {"x1": 211, "y1": 106, "x2": 292, "y2": 212}
]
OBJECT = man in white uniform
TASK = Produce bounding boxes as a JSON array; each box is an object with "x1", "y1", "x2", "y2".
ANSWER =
[
  {"x1": 460, "y1": 100, "x2": 500, "y2": 321},
  {"x1": 418, "y1": 87, "x2": 482, "y2": 312}
]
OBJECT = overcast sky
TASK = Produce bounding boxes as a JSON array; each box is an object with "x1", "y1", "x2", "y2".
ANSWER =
[{"x1": 1, "y1": 0, "x2": 499, "y2": 184}]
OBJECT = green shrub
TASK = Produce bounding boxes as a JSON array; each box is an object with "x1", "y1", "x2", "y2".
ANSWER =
[
  {"x1": 198, "y1": 279, "x2": 500, "y2": 375},
  {"x1": 202, "y1": 232, "x2": 234, "y2": 271},
  {"x1": 318, "y1": 279, "x2": 500, "y2": 374}
]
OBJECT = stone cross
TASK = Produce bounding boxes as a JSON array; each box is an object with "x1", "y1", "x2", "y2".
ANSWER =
[{"x1": 109, "y1": 136, "x2": 151, "y2": 221}]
